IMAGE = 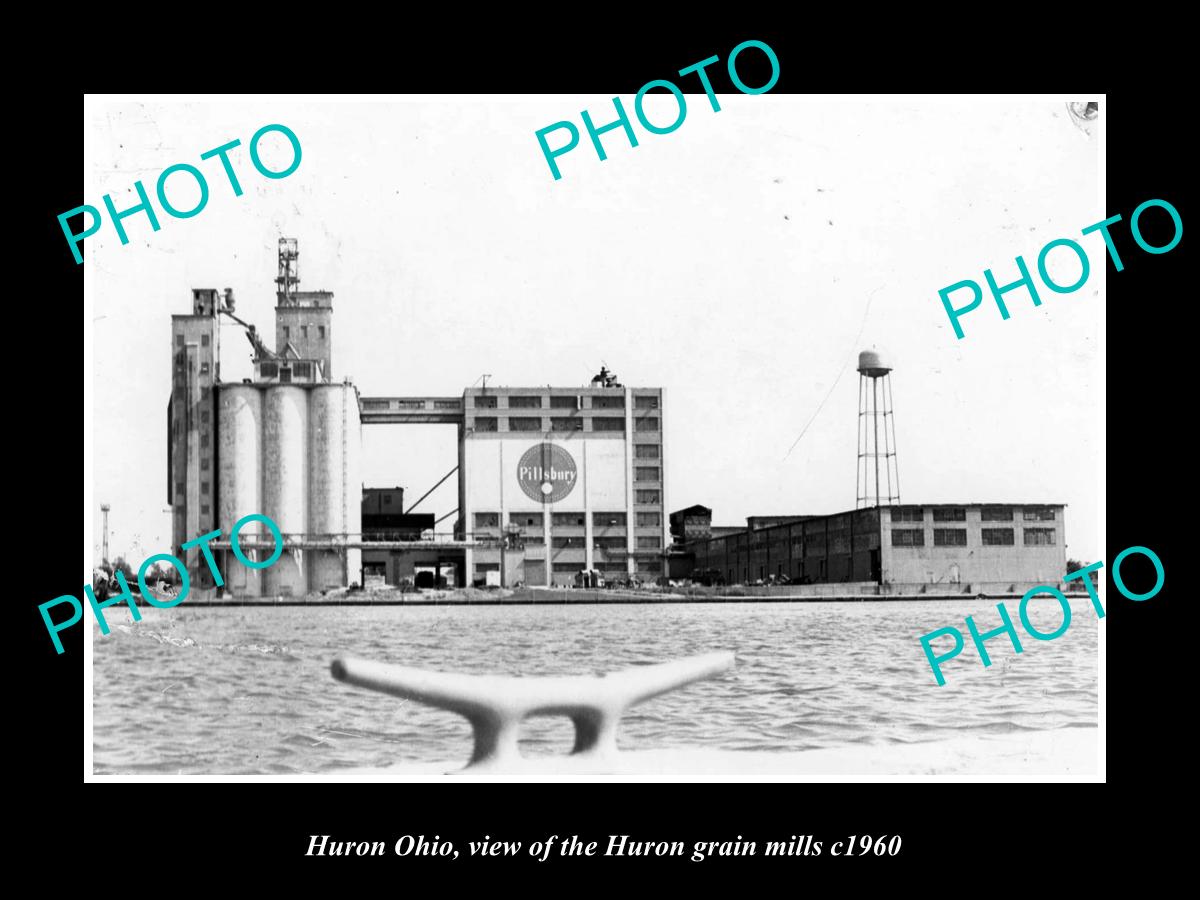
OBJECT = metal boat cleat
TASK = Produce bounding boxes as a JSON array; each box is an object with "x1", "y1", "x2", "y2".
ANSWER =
[{"x1": 330, "y1": 651, "x2": 735, "y2": 773}]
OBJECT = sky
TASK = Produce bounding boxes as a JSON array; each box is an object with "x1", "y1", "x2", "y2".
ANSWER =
[{"x1": 85, "y1": 95, "x2": 1101, "y2": 566}]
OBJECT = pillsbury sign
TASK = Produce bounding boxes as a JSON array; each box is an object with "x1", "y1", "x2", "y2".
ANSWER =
[{"x1": 517, "y1": 443, "x2": 577, "y2": 504}]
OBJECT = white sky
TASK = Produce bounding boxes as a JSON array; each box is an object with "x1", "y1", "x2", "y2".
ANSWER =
[{"x1": 86, "y1": 96, "x2": 1101, "y2": 565}]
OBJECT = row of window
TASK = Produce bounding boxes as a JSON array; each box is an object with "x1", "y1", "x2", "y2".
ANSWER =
[
  {"x1": 175, "y1": 333, "x2": 212, "y2": 347},
  {"x1": 891, "y1": 527, "x2": 1056, "y2": 547},
  {"x1": 891, "y1": 506, "x2": 1056, "y2": 523},
  {"x1": 471, "y1": 417, "x2": 659, "y2": 433},
  {"x1": 256, "y1": 361, "x2": 314, "y2": 380},
  {"x1": 476, "y1": 511, "x2": 662, "y2": 528},
  {"x1": 474, "y1": 561, "x2": 652, "y2": 576},
  {"x1": 473, "y1": 395, "x2": 659, "y2": 410},
  {"x1": 547, "y1": 536, "x2": 661, "y2": 549},
  {"x1": 174, "y1": 356, "x2": 213, "y2": 375},
  {"x1": 281, "y1": 325, "x2": 326, "y2": 340}
]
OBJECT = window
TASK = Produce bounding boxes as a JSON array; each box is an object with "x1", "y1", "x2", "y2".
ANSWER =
[
  {"x1": 319, "y1": 326, "x2": 326, "y2": 339},
  {"x1": 201, "y1": 334, "x2": 210, "y2": 347},
  {"x1": 594, "y1": 512, "x2": 626, "y2": 527},
  {"x1": 981, "y1": 506, "x2": 1013, "y2": 521},
  {"x1": 1023, "y1": 507, "x2": 1056, "y2": 521},
  {"x1": 593, "y1": 418, "x2": 625, "y2": 432},
  {"x1": 301, "y1": 325, "x2": 309, "y2": 338},
  {"x1": 201, "y1": 431, "x2": 209, "y2": 444},
  {"x1": 593, "y1": 536, "x2": 626, "y2": 550},
  {"x1": 552, "y1": 536, "x2": 585, "y2": 548},
  {"x1": 637, "y1": 559, "x2": 661, "y2": 574},
  {"x1": 933, "y1": 508, "x2": 966, "y2": 522},
  {"x1": 508, "y1": 396, "x2": 541, "y2": 408},
  {"x1": 280, "y1": 368, "x2": 292, "y2": 383},
  {"x1": 550, "y1": 417, "x2": 583, "y2": 431},
  {"x1": 635, "y1": 466, "x2": 660, "y2": 482},
  {"x1": 294, "y1": 362, "x2": 312, "y2": 379},
  {"x1": 473, "y1": 417, "x2": 497, "y2": 432},
  {"x1": 982, "y1": 528, "x2": 1015, "y2": 546},
  {"x1": 634, "y1": 395, "x2": 659, "y2": 409},
  {"x1": 474, "y1": 396, "x2": 497, "y2": 408},
  {"x1": 283, "y1": 326, "x2": 290, "y2": 339},
  {"x1": 175, "y1": 334, "x2": 184, "y2": 347},
  {"x1": 891, "y1": 507, "x2": 924, "y2": 523},
  {"x1": 552, "y1": 513, "x2": 586, "y2": 526},
  {"x1": 200, "y1": 362, "x2": 210, "y2": 375},
  {"x1": 200, "y1": 457, "x2": 210, "y2": 470},
  {"x1": 592, "y1": 395, "x2": 625, "y2": 409},
  {"x1": 635, "y1": 444, "x2": 660, "y2": 459},
  {"x1": 636, "y1": 490, "x2": 660, "y2": 504},
  {"x1": 201, "y1": 481, "x2": 210, "y2": 494},
  {"x1": 637, "y1": 512, "x2": 661, "y2": 527},
  {"x1": 637, "y1": 536, "x2": 661, "y2": 549},
  {"x1": 434, "y1": 400, "x2": 459, "y2": 409},
  {"x1": 508, "y1": 417, "x2": 541, "y2": 431},
  {"x1": 553, "y1": 562, "x2": 582, "y2": 574},
  {"x1": 636, "y1": 417, "x2": 660, "y2": 432},
  {"x1": 259, "y1": 361, "x2": 278, "y2": 378},
  {"x1": 891, "y1": 528, "x2": 924, "y2": 547},
  {"x1": 201, "y1": 410, "x2": 209, "y2": 423},
  {"x1": 1024, "y1": 528, "x2": 1056, "y2": 546},
  {"x1": 474, "y1": 512, "x2": 499, "y2": 528},
  {"x1": 511, "y1": 512, "x2": 544, "y2": 528},
  {"x1": 201, "y1": 505, "x2": 210, "y2": 515},
  {"x1": 550, "y1": 396, "x2": 578, "y2": 409},
  {"x1": 934, "y1": 528, "x2": 967, "y2": 547}
]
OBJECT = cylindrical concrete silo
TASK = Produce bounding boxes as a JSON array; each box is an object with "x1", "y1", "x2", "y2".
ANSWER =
[
  {"x1": 308, "y1": 384, "x2": 347, "y2": 592},
  {"x1": 263, "y1": 385, "x2": 308, "y2": 596},
  {"x1": 217, "y1": 384, "x2": 263, "y2": 597}
]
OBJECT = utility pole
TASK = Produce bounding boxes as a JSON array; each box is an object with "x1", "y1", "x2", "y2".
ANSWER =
[{"x1": 100, "y1": 503, "x2": 111, "y2": 565}]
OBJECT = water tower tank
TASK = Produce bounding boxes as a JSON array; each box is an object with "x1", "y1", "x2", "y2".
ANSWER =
[{"x1": 857, "y1": 350, "x2": 891, "y2": 378}]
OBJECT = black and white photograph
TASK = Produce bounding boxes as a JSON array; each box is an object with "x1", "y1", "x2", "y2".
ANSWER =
[{"x1": 77, "y1": 89, "x2": 1108, "y2": 784}]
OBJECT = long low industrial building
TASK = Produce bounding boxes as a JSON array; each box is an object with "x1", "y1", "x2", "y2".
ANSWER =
[{"x1": 670, "y1": 503, "x2": 1068, "y2": 594}]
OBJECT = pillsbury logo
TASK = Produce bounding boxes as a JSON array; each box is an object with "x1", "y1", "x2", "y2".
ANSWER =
[{"x1": 517, "y1": 443, "x2": 578, "y2": 504}]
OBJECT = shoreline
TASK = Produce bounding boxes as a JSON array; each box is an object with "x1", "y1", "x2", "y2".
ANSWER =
[{"x1": 167, "y1": 587, "x2": 1090, "y2": 607}]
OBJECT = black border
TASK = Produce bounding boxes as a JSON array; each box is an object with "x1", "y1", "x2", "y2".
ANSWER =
[{"x1": 24, "y1": 22, "x2": 1186, "y2": 881}]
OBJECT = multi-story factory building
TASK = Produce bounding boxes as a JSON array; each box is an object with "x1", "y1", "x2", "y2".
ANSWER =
[
  {"x1": 168, "y1": 289, "x2": 220, "y2": 588},
  {"x1": 676, "y1": 502, "x2": 1067, "y2": 594},
  {"x1": 460, "y1": 374, "x2": 667, "y2": 588}
]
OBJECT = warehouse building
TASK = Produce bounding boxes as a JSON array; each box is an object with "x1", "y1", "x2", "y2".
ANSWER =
[
  {"x1": 677, "y1": 503, "x2": 1067, "y2": 594},
  {"x1": 359, "y1": 487, "x2": 441, "y2": 587}
]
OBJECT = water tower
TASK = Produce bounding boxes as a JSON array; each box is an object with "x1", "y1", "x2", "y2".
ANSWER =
[{"x1": 856, "y1": 350, "x2": 901, "y2": 509}]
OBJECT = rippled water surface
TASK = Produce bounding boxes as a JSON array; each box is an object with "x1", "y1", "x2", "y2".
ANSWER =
[{"x1": 92, "y1": 601, "x2": 1098, "y2": 774}]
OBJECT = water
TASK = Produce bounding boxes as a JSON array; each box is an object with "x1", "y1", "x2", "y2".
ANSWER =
[{"x1": 92, "y1": 600, "x2": 1097, "y2": 774}]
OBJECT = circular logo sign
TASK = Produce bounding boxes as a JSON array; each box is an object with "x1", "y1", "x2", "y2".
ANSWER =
[{"x1": 517, "y1": 443, "x2": 578, "y2": 504}]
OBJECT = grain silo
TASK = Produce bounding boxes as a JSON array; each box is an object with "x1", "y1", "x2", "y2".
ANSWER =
[
  {"x1": 308, "y1": 382, "x2": 362, "y2": 591},
  {"x1": 216, "y1": 383, "x2": 263, "y2": 595},
  {"x1": 262, "y1": 384, "x2": 309, "y2": 596}
]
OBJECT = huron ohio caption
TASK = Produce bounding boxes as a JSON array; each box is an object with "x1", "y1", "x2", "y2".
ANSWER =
[{"x1": 307, "y1": 834, "x2": 902, "y2": 861}]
